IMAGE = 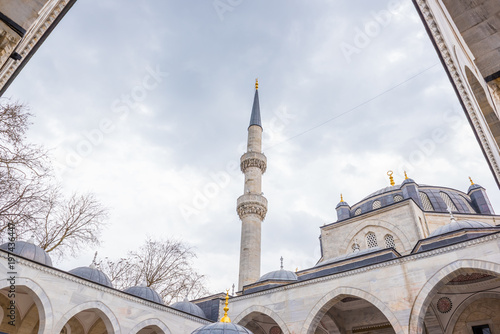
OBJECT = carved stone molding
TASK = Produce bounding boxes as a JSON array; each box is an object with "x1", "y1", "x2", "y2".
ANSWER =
[
  {"x1": 0, "y1": 0, "x2": 73, "y2": 92},
  {"x1": 414, "y1": 0, "x2": 500, "y2": 183},
  {"x1": 237, "y1": 194, "x2": 268, "y2": 220},
  {"x1": 240, "y1": 152, "x2": 267, "y2": 173}
]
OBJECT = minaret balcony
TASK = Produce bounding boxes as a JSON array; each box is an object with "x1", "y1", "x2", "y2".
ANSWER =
[
  {"x1": 240, "y1": 152, "x2": 267, "y2": 173},
  {"x1": 237, "y1": 194, "x2": 268, "y2": 220}
]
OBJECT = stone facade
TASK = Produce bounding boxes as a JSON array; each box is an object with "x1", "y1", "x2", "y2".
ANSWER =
[{"x1": 412, "y1": 0, "x2": 500, "y2": 187}]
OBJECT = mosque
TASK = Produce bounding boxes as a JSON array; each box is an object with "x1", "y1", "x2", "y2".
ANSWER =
[
  {"x1": 1, "y1": 80, "x2": 500, "y2": 333},
  {"x1": 1, "y1": 0, "x2": 500, "y2": 334}
]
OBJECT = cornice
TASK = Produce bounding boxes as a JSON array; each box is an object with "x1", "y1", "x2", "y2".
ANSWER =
[
  {"x1": 0, "y1": 251, "x2": 210, "y2": 324},
  {"x1": 414, "y1": 0, "x2": 500, "y2": 181},
  {"x1": 0, "y1": 0, "x2": 73, "y2": 93},
  {"x1": 230, "y1": 233, "x2": 500, "y2": 302}
]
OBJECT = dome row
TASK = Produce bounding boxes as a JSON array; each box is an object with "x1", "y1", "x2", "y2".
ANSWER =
[{"x1": 0, "y1": 240, "x2": 206, "y2": 318}]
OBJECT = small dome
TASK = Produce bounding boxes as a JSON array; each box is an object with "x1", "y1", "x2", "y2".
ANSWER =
[
  {"x1": 468, "y1": 183, "x2": 482, "y2": 192},
  {"x1": 258, "y1": 269, "x2": 298, "y2": 282},
  {"x1": 0, "y1": 240, "x2": 52, "y2": 266},
  {"x1": 430, "y1": 219, "x2": 493, "y2": 237},
  {"x1": 191, "y1": 322, "x2": 253, "y2": 334},
  {"x1": 335, "y1": 201, "x2": 350, "y2": 209},
  {"x1": 124, "y1": 285, "x2": 163, "y2": 304},
  {"x1": 171, "y1": 299, "x2": 206, "y2": 318},
  {"x1": 401, "y1": 178, "x2": 416, "y2": 185},
  {"x1": 69, "y1": 266, "x2": 113, "y2": 288}
]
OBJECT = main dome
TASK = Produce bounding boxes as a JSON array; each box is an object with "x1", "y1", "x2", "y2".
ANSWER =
[{"x1": 0, "y1": 240, "x2": 52, "y2": 266}]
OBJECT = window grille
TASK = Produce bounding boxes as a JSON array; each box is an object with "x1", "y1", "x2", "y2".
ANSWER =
[
  {"x1": 439, "y1": 192, "x2": 457, "y2": 211},
  {"x1": 393, "y1": 194, "x2": 403, "y2": 202},
  {"x1": 372, "y1": 200, "x2": 381, "y2": 209},
  {"x1": 366, "y1": 232, "x2": 378, "y2": 248},
  {"x1": 354, "y1": 208, "x2": 362, "y2": 216},
  {"x1": 419, "y1": 192, "x2": 434, "y2": 211},
  {"x1": 461, "y1": 195, "x2": 476, "y2": 213},
  {"x1": 384, "y1": 234, "x2": 395, "y2": 248}
]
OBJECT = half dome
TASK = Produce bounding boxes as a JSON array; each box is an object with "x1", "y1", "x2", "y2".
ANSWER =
[
  {"x1": 0, "y1": 240, "x2": 52, "y2": 266},
  {"x1": 430, "y1": 219, "x2": 493, "y2": 237},
  {"x1": 124, "y1": 285, "x2": 163, "y2": 304},
  {"x1": 69, "y1": 266, "x2": 113, "y2": 288},
  {"x1": 171, "y1": 299, "x2": 206, "y2": 318}
]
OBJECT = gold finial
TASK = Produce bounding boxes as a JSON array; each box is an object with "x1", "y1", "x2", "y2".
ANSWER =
[
  {"x1": 255, "y1": 78, "x2": 259, "y2": 90},
  {"x1": 220, "y1": 290, "x2": 231, "y2": 323},
  {"x1": 387, "y1": 170, "x2": 395, "y2": 186},
  {"x1": 404, "y1": 171, "x2": 408, "y2": 180},
  {"x1": 340, "y1": 193, "x2": 344, "y2": 202},
  {"x1": 469, "y1": 176, "x2": 474, "y2": 185}
]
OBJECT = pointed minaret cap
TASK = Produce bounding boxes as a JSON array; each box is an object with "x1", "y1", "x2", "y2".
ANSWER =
[{"x1": 249, "y1": 79, "x2": 262, "y2": 129}]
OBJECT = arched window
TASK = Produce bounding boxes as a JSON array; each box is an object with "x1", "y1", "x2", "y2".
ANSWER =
[
  {"x1": 439, "y1": 192, "x2": 457, "y2": 211},
  {"x1": 384, "y1": 234, "x2": 395, "y2": 248},
  {"x1": 354, "y1": 208, "x2": 362, "y2": 216},
  {"x1": 366, "y1": 232, "x2": 378, "y2": 248},
  {"x1": 461, "y1": 195, "x2": 476, "y2": 213},
  {"x1": 419, "y1": 192, "x2": 434, "y2": 211},
  {"x1": 393, "y1": 194, "x2": 403, "y2": 202},
  {"x1": 372, "y1": 200, "x2": 381, "y2": 209}
]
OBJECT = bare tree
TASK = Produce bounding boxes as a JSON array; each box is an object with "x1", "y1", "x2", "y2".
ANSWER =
[
  {"x1": 0, "y1": 101, "x2": 108, "y2": 260},
  {"x1": 97, "y1": 238, "x2": 210, "y2": 304}
]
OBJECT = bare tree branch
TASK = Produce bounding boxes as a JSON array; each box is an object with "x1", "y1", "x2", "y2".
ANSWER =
[{"x1": 97, "y1": 237, "x2": 211, "y2": 304}]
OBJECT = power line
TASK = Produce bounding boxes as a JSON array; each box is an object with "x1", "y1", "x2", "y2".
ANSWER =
[{"x1": 265, "y1": 63, "x2": 440, "y2": 150}]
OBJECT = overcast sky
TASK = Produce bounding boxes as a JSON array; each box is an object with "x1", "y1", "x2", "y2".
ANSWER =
[{"x1": 5, "y1": 0, "x2": 500, "y2": 296}]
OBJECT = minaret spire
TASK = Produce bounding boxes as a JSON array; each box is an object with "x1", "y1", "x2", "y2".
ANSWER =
[
  {"x1": 237, "y1": 80, "x2": 268, "y2": 291},
  {"x1": 249, "y1": 79, "x2": 262, "y2": 128}
]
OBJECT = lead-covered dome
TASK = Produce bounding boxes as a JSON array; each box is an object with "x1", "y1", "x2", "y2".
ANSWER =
[
  {"x1": 192, "y1": 323, "x2": 253, "y2": 334},
  {"x1": 430, "y1": 219, "x2": 493, "y2": 237},
  {"x1": 124, "y1": 285, "x2": 163, "y2": 304},
  {"x1": 171, "y1": 298, "x2": 206, "y2": 318},
  {"x1": 0, "y1": 240, "x2": 52, "y2": 266},
  {"x1": 69, "y1": 265, "x2": 113, "y2": 288},
  {"x1": 258, "y1": 269, "x2": 298, "y2": 282}
]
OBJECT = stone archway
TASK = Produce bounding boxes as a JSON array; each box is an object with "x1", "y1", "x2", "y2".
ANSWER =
[
  {"x1": 0, "y1": 277, "x2": 52, "y2": 334},
  {"x1": 302, "y1": 286, "x2": 404, "y2": 334},
  {"x1": 409, "y1": 259, "x2": 500, "y2": 334},
  {"x1": 465, "y1": 66, "x2": 500, "y2": 148},
  {"x1": 129, "y1": 318, "x2": 171, "y2": 334},
  {"x1": 54, "y1": 301, "x2": 121, "y2": 334},
  {"x1": 234, "y1": 305, "x2": 290, "y2": 334}
]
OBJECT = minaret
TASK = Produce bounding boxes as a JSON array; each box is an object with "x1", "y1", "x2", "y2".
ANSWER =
[{"x1": 237, "y1": 79, "x2": 268, "y2": 290}]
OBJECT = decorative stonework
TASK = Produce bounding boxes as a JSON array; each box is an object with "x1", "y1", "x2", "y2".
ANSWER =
[
  {"x1": 448, "y1": 273, "x2": 493, "y2": 285},
  {"x1": 414, "y1": 0, "x2": 500, "y2": 184},
  {"x1": 240, "y1": 152, "x2": 267, "y2": 173},
  {"x1": 437, "y1": 297, "x2": 452, "y2": 313},
  {"x1": 270, "y1": 326, "x2": 282, "y2": 334},
  {"x1": 0, "y1": 25, "x2": 21, "y2": 66},
  {"x1": 0, "y1": 0, "x2": 73, "y2": 92},
  {"x1": 237, "y1": 200, "x2": 267, "y2": 220}
]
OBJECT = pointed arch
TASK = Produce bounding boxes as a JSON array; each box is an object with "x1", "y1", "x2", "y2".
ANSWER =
[
  {"x1": 233, "y1": 305, "x2": 291, "y2": 334},
  {"x1": 446, "y1": 291, "x2": 500, "y2": 333},
  {"x1": 301, "y1": 286, "x2": 404, "y2": 334},
  {"x1": 54, "y1": 301, "x2": 121, "y2": 334},
  {"x1": 0, "y1": 277, "x2": 52, "y2": 334},
  {"x1": 409, "y1": 259, "x2": 500, "y2": 334},
  {"x1": 128, "y1": 318, "x2": 171, "y2": 334}
]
